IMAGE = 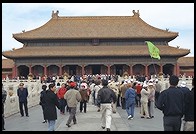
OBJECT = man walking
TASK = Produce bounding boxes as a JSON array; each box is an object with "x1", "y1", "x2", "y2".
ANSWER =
[
  {"x1": 97, "y1": 79, "x2": 117, "y2": 131},
  {"x1": 125, "y1": 82, "x2": 136, "y2": 119},
  {"x1": 64, "y1": 82, "x2": 81, "y2": 127},
  {"x1": 42, "y1": 83, "x2": 60, "y2": 131},
  {"x1": 183, "y1": 77, "x2": 194, "y2": 131},
  {"x1": 156, "y1": 75, "x2": 185, "y2": 131}
]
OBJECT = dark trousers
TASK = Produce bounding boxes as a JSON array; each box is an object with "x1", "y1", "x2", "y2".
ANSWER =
[
  {"x1": 155, "y1": 91, "x2": 160, "y2": 103},
  {"x1": 66, "y1": 106, "x2": 70, "y2": 112},
  {"x1": 41, "y1": 105, "x2": 46, "y2": 120},
  {"x1": 135, "y1": 94, "x2": 141, "y2": 107},
  {"x1": 19, "y1": 101, "x2": 28, "y2": 116},
  {"x1": 121, "y1": 97, "x2": 126, "y2": 109},
  {"x1": 59, "y1": 99, "x2": 67, "y2": 113},
  {"x1": 163, "y1": 115, "x2": 182, "y2": 131},
  {"x1": 117, "y1": 94, "x2": 121, "y2": 107},
  {"x1": 2, "y1": 114, "x2": 5, "y2": 129},
  {"x1": 92, "y1": 91, "x2": 96, "y2": 105},
  {"x1": 67, "y1": 107, "x2": 77, "y2": 124},
  {"x1": 80, "y1": 100, "x2": 87, "y2": 112},
  {"x1": 2, "y1": 103, "x2": 5, "y2": 129}
]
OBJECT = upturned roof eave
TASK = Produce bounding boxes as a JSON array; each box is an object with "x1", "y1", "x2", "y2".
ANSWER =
[
  {"x1": 2, "y1": 52, "x2": 190, "y2": 59},
  {"x1": 12, "y1": 35, "x2": 178, "y2": 43}
]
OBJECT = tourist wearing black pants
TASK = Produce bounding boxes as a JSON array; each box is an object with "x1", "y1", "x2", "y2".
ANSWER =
[
  {"x1": 17, "y1": 83, "x2": 29, "y2": 117},
  {"x1": 40, "y1": 84, "x2": 47, "y2": 123},
  {"x1": 183, "y1": 77, "x2": 194, "y2": 131},
  {"x1": 79, "y1": 83, "x2": 89, "y2": 113}
]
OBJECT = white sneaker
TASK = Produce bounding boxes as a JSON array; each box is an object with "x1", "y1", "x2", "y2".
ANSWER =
[{"x1": 128, "y1": 115, "x2": 132, "y2": 119}]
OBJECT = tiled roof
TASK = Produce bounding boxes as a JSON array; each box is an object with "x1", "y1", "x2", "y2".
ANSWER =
[
  {"x1": 2, "y1": 59, "x2": 14, "y2": 69},
  {"x1": 2, "y1": 45, "x2": 189, "y2": 59},
  {"x1": 177, "y1": 57, "x2": 194, "y2": 66},
  {"x1": 13, "y1": 15, "x2": 178, "y2": 41}
]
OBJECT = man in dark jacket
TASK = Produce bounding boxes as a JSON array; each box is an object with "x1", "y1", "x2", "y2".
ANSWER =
[
  {"x1": 97, "y1": 79, "x2": 117, "y2": 131},
  {"x1": 17, "y1": 83, "x2": 29, "y2": 117},
  {"x1": 39, "y1": 84, "x2": 47, "y2": 123},
  {"x1": 156, "y1": 75, "x2": 185, "y2": 131},
  {"x1": 42, "y1": 83, "x2": 60, "y2": 131},
  {"x1": 183, "y1": 77, "x2": 194, "y2": 131}
]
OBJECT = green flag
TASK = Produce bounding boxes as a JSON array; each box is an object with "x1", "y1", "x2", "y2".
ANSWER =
[{"x1": 146, "y1": 41, "x2": 161, "y2": 60}]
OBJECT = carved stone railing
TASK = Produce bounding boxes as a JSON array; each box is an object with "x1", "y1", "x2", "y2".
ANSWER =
[{"x1": 3, "y1": 80, "x2": 42, "y2": 117}]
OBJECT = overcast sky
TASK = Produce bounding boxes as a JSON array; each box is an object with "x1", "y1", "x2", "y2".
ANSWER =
[{"x1": 2, "y1": 3, "x2": 194, "y2": 58}]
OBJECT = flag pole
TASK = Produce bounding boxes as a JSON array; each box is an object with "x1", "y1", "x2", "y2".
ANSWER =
[{"x1": 151, "y1": 57, "x2": 157, "y2": 78}]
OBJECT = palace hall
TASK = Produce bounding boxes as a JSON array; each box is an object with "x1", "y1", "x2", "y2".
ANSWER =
[{"x1": 2, "y1": 10, "x2": 192, "y2": 79}]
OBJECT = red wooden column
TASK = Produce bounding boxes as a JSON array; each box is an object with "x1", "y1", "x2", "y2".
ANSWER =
[
  {"x1": 173, "y1": 63, "x2": 177, "y2": 75},
  {"x1": 59, "y1": 64, "x2": 62, "y2": 76},
  {"x1": 107, "y1": 64, "x2": 111, "y2": 75},
  {"x1": 82, "y1": 65, "x2": 85, "y2": 76},
  {"x1": 176, "y1": 63, "x2": 180, "y2": 76},
  {"x1": 12, "y1": 64, "x2": 17, "y2": 78},
  {"x1": 145, "y1": 64, "x2": 148, "y2": 76},
  {"x1": 29, "y1": 65, "x2": 32, "y2": 74},
  {"x1": 44, "y1": 65, "x2": 47, "y2": 76},
  {"x1": 160, "y1": 63, "x2": 163, "y2": 74},
  {"x1": 129, "y1": 64, "x2": 133, "y2": 76}
]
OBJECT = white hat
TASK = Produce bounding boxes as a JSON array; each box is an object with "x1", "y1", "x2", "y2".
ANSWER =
[
  {"x1": 127, "y1": 80, "x2": 132, "y2": 83},
  {"x1": 148, "y1": 82, "x2": 154, "y2": 86},
  {"x1": 124, "y1": 80, "x2": 128, "y2": 84},
  {"x1": 80, "y1": 83, "x2": 87, "y2": 89},
  {"x1": 180, "y1": 81, "x2": 186, "y2": 87},
  {"x1": 143, "y1": 83, "x2": 148, "y2": 87}
]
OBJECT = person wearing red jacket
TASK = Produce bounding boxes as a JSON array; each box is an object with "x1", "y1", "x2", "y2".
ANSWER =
[
  {"x1": 135, "y1": 82, "x2": 142, "y2": 107},
  {"x1": 57, "y1": 83, "x2": 67, "y2": 114}
]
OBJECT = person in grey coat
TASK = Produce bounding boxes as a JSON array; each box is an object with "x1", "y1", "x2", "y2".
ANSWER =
[{"x1": 64, "y1": 82, "x2": 81, "y2": 127}]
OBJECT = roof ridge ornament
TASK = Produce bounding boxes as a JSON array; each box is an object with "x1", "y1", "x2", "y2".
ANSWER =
[
  {"x1": 132, "y1": 10, "x2": 140, "y2": 17},
  {"x1": 52, "y1": 10, "x2": 59, "y2": 19}
]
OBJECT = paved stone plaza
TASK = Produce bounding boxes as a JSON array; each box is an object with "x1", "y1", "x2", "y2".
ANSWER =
[{"x1": 4, "y1": 102, "x2": 184, "y2": 131}]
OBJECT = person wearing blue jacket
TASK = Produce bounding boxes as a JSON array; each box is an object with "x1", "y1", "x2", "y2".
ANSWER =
[{"x1": 125, "y1": 82, "x2": 136, "y2": 120}]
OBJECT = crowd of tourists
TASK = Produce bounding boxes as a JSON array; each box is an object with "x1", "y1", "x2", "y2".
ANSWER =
[{"x1": 2, "y1": 73, "x2": 194, "y2": 131}]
